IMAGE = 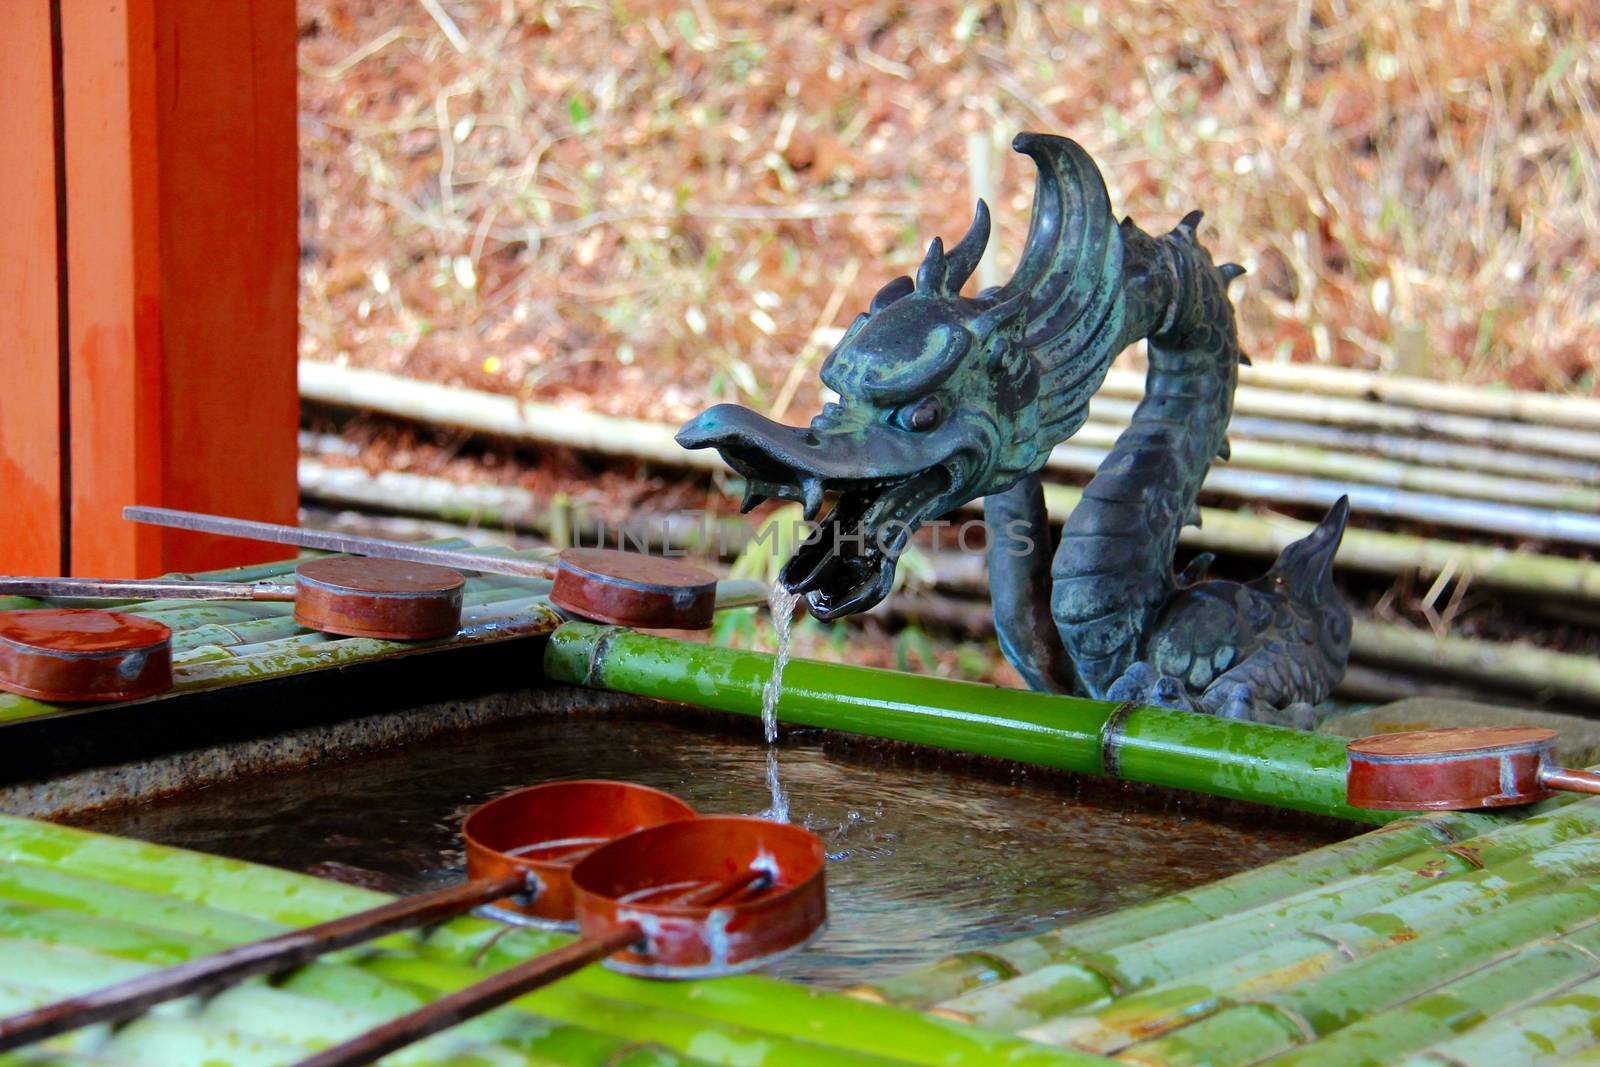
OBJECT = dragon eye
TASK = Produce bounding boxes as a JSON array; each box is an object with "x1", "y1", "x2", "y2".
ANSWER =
[{"x1": 896, "y1": 396, "x2": 943, "y2": 432}]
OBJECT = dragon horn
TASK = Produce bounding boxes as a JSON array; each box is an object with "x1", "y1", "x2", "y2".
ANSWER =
[
  {"x1": 941, "y1": 199, "x2": 992, "y2": 294},
  {"x1": 915, "y1": 236, "x2": 948, "y2": 293},
  {"x1": 992, "y1": 133, "x2": 1121, "y2": 362}
]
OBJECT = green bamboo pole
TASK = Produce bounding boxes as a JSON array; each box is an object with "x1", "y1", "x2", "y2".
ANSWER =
[
  {"x1": 861, "y1": 810, "x2": 1506, "y2": 1008},
  {"x1": 545, "y1": 623, "x2": 1377, "y2": 821},
  {"x1": 0, "y1": 817, "x2": 1103, "y2": 1067},
  {"x1": 934, "y1": 797, "x2": 1600, "y2": 1029},
  {"x1": 1119, "y1": 905, "x2": 1600, "y2": 1065},
  {"x1": 1018, "y1": 833, "x2": 1600, "y2": 1053}
]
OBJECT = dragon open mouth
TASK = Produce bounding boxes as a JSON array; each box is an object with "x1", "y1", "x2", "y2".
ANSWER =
[
  {"x1": 675, "y1": 404, "x2": 966, "y2": 619},
  {"x1": 779, "y1": 467, "x2": 950, "y2": 619}
]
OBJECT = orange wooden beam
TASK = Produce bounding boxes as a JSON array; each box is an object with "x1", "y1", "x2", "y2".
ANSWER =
[
  {"x1": 0, "y1": 3, "x2": 67, "y2": 575},
  {"x1": 59, "y1": 0, "x2": 300, "y2": 576}
]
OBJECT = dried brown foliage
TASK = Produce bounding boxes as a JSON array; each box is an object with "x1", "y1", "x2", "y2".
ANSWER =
[{"x1": 299, "y1": 0, "x2": 1600, "y2": 423}]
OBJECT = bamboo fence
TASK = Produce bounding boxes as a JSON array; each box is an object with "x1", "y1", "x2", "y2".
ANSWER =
[
  {"x1": 299, "y1": 456, "x2": 1600, "y2": 708},
  {"x1": 298, "y1": 365, "x2": 1600, "y2": 593}
]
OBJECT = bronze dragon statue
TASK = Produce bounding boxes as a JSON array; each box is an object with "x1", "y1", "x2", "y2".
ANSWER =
[{"x1": 677, "y1": 133, "x2": 1351, "y2": 728}]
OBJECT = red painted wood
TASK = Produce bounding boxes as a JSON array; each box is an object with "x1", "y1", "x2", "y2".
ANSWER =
[
  {"x1": 0, "y1": 3, "x2": 66, "y2": 574},
  {"x1": 60, "y1": 0, "x2": 299, "y2": 577}
]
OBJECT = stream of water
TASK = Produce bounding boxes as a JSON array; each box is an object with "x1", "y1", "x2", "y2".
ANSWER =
[{"x1": 757, "y1": 585, "x2": 801, "y2": 823}]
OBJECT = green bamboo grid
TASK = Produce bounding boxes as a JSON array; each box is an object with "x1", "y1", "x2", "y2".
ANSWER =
[{"x1": 0, "y1": 814, "x2": 1109, "y2": 1067}]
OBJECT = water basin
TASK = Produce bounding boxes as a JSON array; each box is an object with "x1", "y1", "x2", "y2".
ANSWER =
[{"x1": 67, "y1": 703, "x2": 1343, "y2": 984}]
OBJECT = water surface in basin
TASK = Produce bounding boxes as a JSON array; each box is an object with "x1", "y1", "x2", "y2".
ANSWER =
[{"x1": 71, "y1": 708, "x2": 1343, "y2": 984}]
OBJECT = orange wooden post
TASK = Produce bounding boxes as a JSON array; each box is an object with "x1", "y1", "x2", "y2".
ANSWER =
[
  {"x1": 0, "y1": 3, "x2": 67, "y2": 575},
  {"x1": 0, "y1": 0, "x2": 300, "y2": 578}
]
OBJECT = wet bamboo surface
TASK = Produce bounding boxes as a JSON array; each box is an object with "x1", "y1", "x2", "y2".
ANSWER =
[
  {"x1": 856, "y1": 790, "x2": 1600, "y2": 1066},
  {"x1": 0, "y1": 814, "x2": 1106, "y2": 1066}
]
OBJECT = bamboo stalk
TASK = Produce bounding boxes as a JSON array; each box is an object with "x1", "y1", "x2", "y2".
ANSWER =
[
  {"x1": 278, "y1": 963, "x2": 712, "y2": 1067},
  {"x1": 299, "y1": 362, "x2": 723, "y2": 473},
  {"x1": 932, "y1": 797, "x2": 1600, "y2": 1030},
  {"x1": 1047, "y1": 442, "x2": 1600, "y2": 545},
  {"x1": 1232, "y1": 361, "x2": 1600, "y2": 430},
  {"x1": 1395, "y1": 970, "x2": 1600, "y2": 1066},
  {"x1": 299, "y1": 457, "x2": 751, "y2": 554},
  {"x1": 1018, "y1": 833, "x2": 1600, "y2": 1053},
  {"x1": 1093, "y1": 370, "x2": 1600, "y2": 460},
  {"x1": 1263, "y1": 930, "x2": 1600, "y2": 1066},
  {"x1": 1036, "y1": 484, "x2": 1600, "y2": 603},
  {"x1": 1120, "y1": 912, "x2": 1600, "y2": 1066},
  {"x1": 543, "y1": 622, "x2": 1378, "y2": 822},
  {"x1": 1059, "y1": 425, "x2": 1600, "y2": 510},
  {"x1": 1350, "y1": 621, "x2": 1600, "y2": 706},
  {"x1": 366, "y1": 953, "x2": 1104, "y2": 1067},
  {"x1": 1219, "y1": 412, "x2": 1600, "y2": 485},
  {"x1": 302, "y1": 363, "x2": 1600, "y2": 476}
]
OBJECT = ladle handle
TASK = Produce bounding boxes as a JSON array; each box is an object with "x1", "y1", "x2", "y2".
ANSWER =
[
  {"x1": 0, "y1": 576, "x2": 297, "y2": 602},
  {"x1": 294, "y1": 924, "x2": 642, "y2": 1067},
  {"x1": 0, "y1": 871, "x2": 530, "y2": 1052},
  {"x1": 1541, "y1": 766, "x2": 1600, "y2": 795},
  {"x1": 125, "y1": 506, "x2": 558, "y2": 580}
]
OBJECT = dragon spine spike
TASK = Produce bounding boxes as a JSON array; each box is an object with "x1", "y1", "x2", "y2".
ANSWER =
[
  {"x1": 971, "y1": 289, "x2": 1030, "y2": 344},
  {"x1": 1177, "y1": 209, "x2": 1205, "y2": 238},
  {"x1": 870, "y1": 275, "x2": 914, "y2": 313},
  {"x1": 915, "y1": 236, "x2": 948, "y2": 293},
  {"x1": 941, "y1": 199, "x2": 992, "y2": 294},
  {"x1": 1219, "y1": 262, "x2": 1246, "y2": 283}
]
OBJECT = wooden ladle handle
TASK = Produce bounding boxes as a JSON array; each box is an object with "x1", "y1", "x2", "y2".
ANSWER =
[{"x1": 1540, "y1": 766, "x2": 1600, "y2": 795}]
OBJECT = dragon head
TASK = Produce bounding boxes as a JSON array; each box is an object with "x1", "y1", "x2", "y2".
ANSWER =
[{"x1": 677, "y1": 134, "x2": 1129, "y2": 618}]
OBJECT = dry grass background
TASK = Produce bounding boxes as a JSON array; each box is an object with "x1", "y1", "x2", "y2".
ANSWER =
[{"x1": 297, "y1": 0, "x2": 1600, "y2": 425}]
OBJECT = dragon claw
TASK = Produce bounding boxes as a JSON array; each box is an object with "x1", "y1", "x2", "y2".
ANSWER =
[{"x1": 1108, "y1": 662, "x2": 1199, "y2": 712}]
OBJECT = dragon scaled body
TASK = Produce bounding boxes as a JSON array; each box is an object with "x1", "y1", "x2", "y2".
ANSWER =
[{"x1": 678, "y1": 133, "x2": 1352, "y2": 728}]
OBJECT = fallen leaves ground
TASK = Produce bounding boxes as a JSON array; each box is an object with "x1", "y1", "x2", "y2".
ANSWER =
[{"x1": 299, "y1": 0, "x2": 1600, "y2": 425}]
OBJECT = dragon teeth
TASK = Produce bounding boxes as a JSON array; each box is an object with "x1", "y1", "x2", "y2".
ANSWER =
[
  {"x1": 800, "y1": 478, "x2": 825, "y2": 522},
  {"x1": 740, "y1": 486, "x2": 769, "y2": 513}
]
